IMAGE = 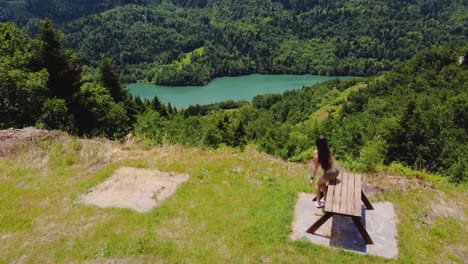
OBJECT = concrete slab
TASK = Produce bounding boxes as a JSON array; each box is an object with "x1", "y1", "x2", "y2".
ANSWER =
[
  {"x1": 80, "y1": 167, "x2": 189, "y2": 213},
  {"x1": 290, "y1": 193, "x2": 398, "y2": 259}
]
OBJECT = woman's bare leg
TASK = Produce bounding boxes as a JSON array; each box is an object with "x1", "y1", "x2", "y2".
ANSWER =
[
  {"x1": 316, "y1": 176, "x2": 327, "y2": 206},
  {"x1": 322, "y1": 181, "x2": 328, "y2": 201},
  {"x1": 315, "y1": 181, "x2": 321, "y2": 203}
]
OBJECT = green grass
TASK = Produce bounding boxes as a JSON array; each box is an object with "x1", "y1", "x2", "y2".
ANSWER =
[
  {"x1": 175, "y1": 47, "x2": 205, "y2": 71},
  {"x1": 0, "y1": 137, "x2": 466, "y2": 263},
  {"x1": 312, "y1": 82, "x2": 367, "y2": 122}
]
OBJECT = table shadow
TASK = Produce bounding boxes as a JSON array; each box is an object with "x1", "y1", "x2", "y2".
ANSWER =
[{"x1": 329, "y1": 206, "x2": 367, "y2": 252}]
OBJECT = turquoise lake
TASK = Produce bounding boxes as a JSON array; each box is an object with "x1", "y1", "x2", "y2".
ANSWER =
[{"x1": 128, "y1": 74, "x2": 348, "y2": 109}]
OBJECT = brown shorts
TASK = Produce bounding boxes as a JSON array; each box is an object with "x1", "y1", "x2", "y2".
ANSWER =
[{"x1": 322, "y1": 164, "x2": 341, "y2": 181}]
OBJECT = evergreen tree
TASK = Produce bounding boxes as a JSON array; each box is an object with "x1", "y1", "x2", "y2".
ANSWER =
[
  {"x1": 36, "y1": 18, "x2": 81, "y2": 101},
  {"x1": 233, "y1": 121, "x2": 246, "y2": 148},
  {"x1": 99, "y1": 58, "x2": 126, "y2": 102}
]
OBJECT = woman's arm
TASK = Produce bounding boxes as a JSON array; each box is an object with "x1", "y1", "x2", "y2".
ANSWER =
[{"x1": 309, "y1": 149, "x2": 319, "y2": 185}]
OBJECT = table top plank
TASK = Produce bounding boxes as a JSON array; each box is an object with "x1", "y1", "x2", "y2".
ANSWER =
[
  {"x1": 325, "y1": 171, "x2": 364, "y2": 217},
  {"x1": 353, "y1": 173, "x2": 362, "y2": 217},
  {"x1": 325, "y1": 181, "x2": 335, "y2": 212},
  {"x1": 340, "y1": 171, "x2": 349, "y2": 215},
  {"x1": 331, "y1": 172, "x2": 343, "y2": 213},
  {"x1": 346, "y1": 173, "x2": 355, "y2": 215}
]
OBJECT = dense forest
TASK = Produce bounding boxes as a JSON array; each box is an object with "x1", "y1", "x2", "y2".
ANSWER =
[
  {"x1": 0, "y1": 0, "x2": 138, "y2": 25},
  {"x1": 1, "y1": 0, "x2": 467, "y2": 183},
  {"x1": 1, "y1": 20, "x2": 466, "y2": 182},
  {"x1": 130, "y1": 45, "x2": 467, "y2": 183},
  {"x1": 1, "y1": 0, "x2": 466, "y2": 84}
]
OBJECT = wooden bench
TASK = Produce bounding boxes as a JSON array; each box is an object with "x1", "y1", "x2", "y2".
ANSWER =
[{"x1": 307, "y1": 171, "x2": 374, "y2": 244}]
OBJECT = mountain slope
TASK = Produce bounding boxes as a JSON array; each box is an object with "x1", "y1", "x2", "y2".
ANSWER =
[
  {"x1": 60, "y1": 0, "x2": 467, "y2": 83},
  {"x1": 0, "y1": 0, "x2": 138, "y2": 25}
]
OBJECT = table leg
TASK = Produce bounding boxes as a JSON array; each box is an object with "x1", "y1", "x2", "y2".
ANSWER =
[
  {"x1": 351, "y1": 216, "x2": 374, "y2": 244},
  {"x1": 361, "y1": 190, "x2": 374, "y2": 210},
  {"x1": 306, "y1": 212, "x2": 333, "y2": 234}
]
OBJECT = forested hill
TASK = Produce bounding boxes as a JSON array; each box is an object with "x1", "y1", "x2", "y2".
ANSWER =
[
  {"x1": 1, "y1": 18, "x2": 467, "y2": 182},
  {"x1": 3, "y1": 0, "x2": 466, "y2": 85},
  {"x1": 128, "y1": 45, "x2": 467, "y2": 183},
  {"x1": 0, "y1": 0, "x2": 138, "y2": 25},
  {"x1": 65, "y1": 0, "x2": 467, "y2": 84}
]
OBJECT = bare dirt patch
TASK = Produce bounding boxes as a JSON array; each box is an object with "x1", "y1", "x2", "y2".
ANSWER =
[
  {"x1": 80, "y1": 167, "x2": 189, "y2": 213},
  {"x1": 363, "y1": 174, "x2": 435, "y2": 198},
  {"x1": 421, "y1": 202, "x2": 467, "y2": 227},
  {"x1": 0, "y1": 127, "x2": 63, "y2": 157}
]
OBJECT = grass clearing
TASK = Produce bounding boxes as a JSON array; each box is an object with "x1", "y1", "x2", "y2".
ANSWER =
[
  {"x1": 312, "y1": 82, "x2": 367, "y2": 122},
  {"x1": 175, "y1": 47, "x2": 205, "y2": 71},
  {"x1": 0, "y1": 136, "x2": 466, "y2": 263}
]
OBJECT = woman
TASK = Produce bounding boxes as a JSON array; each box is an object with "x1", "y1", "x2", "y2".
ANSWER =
[{"x1": 310, "y1": 135, "x2": 341, "y2": 208}]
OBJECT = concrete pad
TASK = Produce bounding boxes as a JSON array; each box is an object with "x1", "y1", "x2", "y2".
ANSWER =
[
  {"x1": 290, "y1": 193, "x2": 398, "y2": 259},
  {"x1": 80, "y1": 167, "x2": 189, "y2": 213}
]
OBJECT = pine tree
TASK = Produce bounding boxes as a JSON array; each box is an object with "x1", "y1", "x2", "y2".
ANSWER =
[
  {"x1": 36, "y1": 18, "x2": 81, "y2": 101},
  {"x1": 99, "y1": 58, "x2": 126, "y2": 102}
]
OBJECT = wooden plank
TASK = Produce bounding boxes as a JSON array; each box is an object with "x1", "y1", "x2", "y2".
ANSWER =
[
  {"x1": 331, "y1": 172, "x2": 342, "y2": 213},
  {"x1": 324, "y1": 185, "x2": 334, "y2": 211},
  {"x1": 353, "y1": 174, "x2": 362, "y2": 217},
  {"x1": 306, "y1": 212, "x2": 333, "y2": 234},
  {"x1": 339, "y1": 171, "x2": 349, "y2": 215},
  {"x1": 346, "y1": 173, "x2": 355, "y2": 215}
]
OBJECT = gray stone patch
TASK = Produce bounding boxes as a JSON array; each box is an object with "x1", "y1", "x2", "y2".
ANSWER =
[
  {"x1": 290, "y1": 192, "x2": 398, "y2": 259},
  {"x1": 80, "y1": 167, "x2": 189, "y2": 213}
]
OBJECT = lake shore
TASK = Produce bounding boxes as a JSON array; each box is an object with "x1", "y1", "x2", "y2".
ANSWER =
[{"x1": 128, "y1": 74, "x2": 350, "y2": 109}]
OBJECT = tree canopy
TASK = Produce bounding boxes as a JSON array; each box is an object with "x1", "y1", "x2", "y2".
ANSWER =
[{"x1": 3, "y1": 0, "x2": 464, "y2": 84}]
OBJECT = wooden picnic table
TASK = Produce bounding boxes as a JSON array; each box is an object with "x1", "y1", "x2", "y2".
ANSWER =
[{"x1": 307, "y1": 171, "x2": 374, "y2": 244}]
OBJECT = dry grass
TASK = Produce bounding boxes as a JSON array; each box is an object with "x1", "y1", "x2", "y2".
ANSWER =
[{"x1": 0, "y1": 134, "x2": 466, "y2": 263}]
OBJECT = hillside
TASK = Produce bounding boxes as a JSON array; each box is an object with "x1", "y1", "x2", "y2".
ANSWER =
[
  {"x1": 1, "y1": 2, "x2": 467, "y2": 261},
  {"x1": 2, "y1": 0, "x2": 466, "y2": 84},
  {"x1": 0, "y1": 0, "x2": 135, "y2": 25},
  {"x1": 1, "y1": 21, "x2": 466, "y2": 182},
  {"x1": 0, "y1": 129, "x2": 466, "y2": 262},
  {"x1": 63, "y1": 0, "x2": 467, "y2": 84}
]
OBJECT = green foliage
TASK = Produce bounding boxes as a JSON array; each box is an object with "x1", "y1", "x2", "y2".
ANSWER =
[
  {"x1": 0, "y1": 23, "x2": 48, "y2": 128},
  {"x1": 1, "y1": 5, "x2": 467, "y2": 184},
  {"x1": 99, "y1": 58, "x2": 127, "y2": 102},
  {"x1": 133, "y1": 46, "x2": 467, "y2": 183},
  {"x1": 0, "y1": 0, "x2": 137, "y2": 26},
  {"x1": 54, "y1": 0, "x2": 466, "y2": 84},
  {"x1": 37, "y1": 98, "x2": 75, "y2": 131},
  {"x1": 358, "y1": 137, "x2": 388, "y2": 173},
  {"x1": 1, "y1": 21, "x2": 136, "y2": 137},
  {"x1": 0, "y1": 68, "x2": 48, "y2": 128},
  {"x1": 74, "y1": 83, "x2": 130, "y2": 138},
  {"x1": 133, "y1": 109, "x2": 167, "y2": 145},
  {"x1": 36, "y1": 18, "x2": 82, "y2": 100},
  {"x1": 332, "y1": 46, "x2": 468, "y2": 182}
]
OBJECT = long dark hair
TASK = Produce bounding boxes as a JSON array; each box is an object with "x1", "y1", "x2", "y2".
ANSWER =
[{"x1": 316, "y1": 135, "x2": 332, "y2": 170}]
